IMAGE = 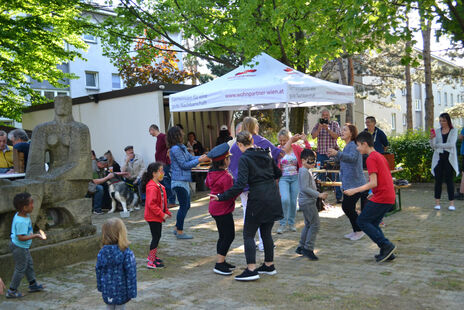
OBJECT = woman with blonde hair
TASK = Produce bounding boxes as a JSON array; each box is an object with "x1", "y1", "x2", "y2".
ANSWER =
[
  {"x1": 228, "y1": 117, "x2": 283, "y2": 251},
  {"x1": 104, "y1": 150, "x2": 121, "y2": 172},
  {"x1": 276, "y1": 128, "x2": 312, "y2": 233}
]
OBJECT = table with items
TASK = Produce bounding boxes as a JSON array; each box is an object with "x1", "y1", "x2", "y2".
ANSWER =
[{"x1": 312, "y1": 168, "x2": 407, "y2": 215}]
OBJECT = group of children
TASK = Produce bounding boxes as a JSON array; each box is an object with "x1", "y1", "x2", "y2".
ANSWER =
[{"x1": 4, "y1": 129, "x2": 396, "y2": 307}]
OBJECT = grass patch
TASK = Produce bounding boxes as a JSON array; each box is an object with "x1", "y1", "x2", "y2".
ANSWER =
[{"x1": 380, "y1": 271, "x2": 392, "y2": 276}]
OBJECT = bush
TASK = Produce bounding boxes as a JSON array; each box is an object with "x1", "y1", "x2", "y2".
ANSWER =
[{"x1": 389, "y1": 131, "x2": 434, "y2": 183}]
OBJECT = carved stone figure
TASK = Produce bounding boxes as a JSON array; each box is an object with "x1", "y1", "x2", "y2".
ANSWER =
[{"x1": 0, "y1": 96, "x2": 95, "y2": 254}]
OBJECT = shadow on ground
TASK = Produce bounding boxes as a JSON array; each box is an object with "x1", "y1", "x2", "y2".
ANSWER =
[{"x1": 1, "y1": 184, "x2": 463, "y2": 309}]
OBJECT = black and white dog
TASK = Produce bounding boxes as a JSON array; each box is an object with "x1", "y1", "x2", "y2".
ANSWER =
[{"x1": 106, "y1": 174, "x2": 139, "y2": 213}]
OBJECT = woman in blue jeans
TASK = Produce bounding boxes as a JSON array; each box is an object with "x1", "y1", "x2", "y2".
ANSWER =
[
  {"x1": 168, "y1": 126, "x2": 209, "y2": 239},
  {"x1": 277, "y1": 129, "x2": 312, "y2": 233}
]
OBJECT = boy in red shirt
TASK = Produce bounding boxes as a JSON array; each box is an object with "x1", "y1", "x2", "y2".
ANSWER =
[{"x1": 344, "y1": 131, "x2": 397, "y2": 262}]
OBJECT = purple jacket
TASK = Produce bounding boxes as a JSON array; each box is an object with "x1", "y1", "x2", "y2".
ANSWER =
[{"x1": 229, "y1": 134, "x2": 283, "y2": 183}]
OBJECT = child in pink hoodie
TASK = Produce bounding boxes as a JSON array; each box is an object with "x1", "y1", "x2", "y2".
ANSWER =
[{"x1": 205, "y1": 143, "x2": 238, "y2": 276}]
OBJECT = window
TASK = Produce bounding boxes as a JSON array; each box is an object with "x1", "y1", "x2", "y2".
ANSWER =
[
  {"x1": 33, "y1": 89, "x2": 70, "y2": 101},
  {"x1": 403, "y1": 114, "x2": 407, "y2": 126},
  {"x1": 414, "y1": 99, "x2": 421, "y2": 111},
  {"x1": 444, "y1": 92, "x2": 448, "y2": 106},
  {"x1": 437, "y1": 91, "x2": 441, "y2": 105},
  {"x1": 85, "y1": 71, "x2": 98, "y2": 88},
  {"x1": 450, "y1": 93, "x2": 454, "y2": 106},
  {"x1": 83, "y1": 34, "x2": 97, "y2": 43},
  {"x1": 391, "y1": 113, "x2": 396, "y2": 130},
  {"x1": 112, "y1": 74, "x2": 122, "y2": 89}
]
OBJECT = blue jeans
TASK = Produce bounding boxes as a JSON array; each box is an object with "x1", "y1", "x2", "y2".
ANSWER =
[
  {"x1": 161, "y1": 164, "x2": 176, "y2": 204},
  {"x1": 279, "y1": 175, "x2": 299, "y2": 226},
  {"x1": 357, "y1": 201, "x2": 393, "y2": 248},
  {"x1": 93, "y1": 185, "x2": 104, "y2": 212},
  {"x1": 317, "y1": 153, "x2": 342, "y2": 200},
  {"x1": 172, "y1": 186, "x2": 190, "y2": 231}
]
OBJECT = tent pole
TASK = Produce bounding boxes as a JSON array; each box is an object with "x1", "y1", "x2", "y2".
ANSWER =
[
  {"x1": 248, "y1": 107, "x2": 251, "y2": 116},
  {"x1": 285, "y1": 103, "x2": 289, "y2": 131},
  {"x1": 170, "y1": 112, "x2": 174, "y2": 128}
]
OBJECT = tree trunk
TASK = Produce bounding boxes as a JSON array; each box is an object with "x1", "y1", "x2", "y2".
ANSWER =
[
  {"x1": 405, "y1": 35, "x2": 413, "y2": 131},
  {"x1": 421, "y1": 15, "x2": 434, "y2": 130},
  {"x1": 345, "y1": 57, "x2": 354, "y2": 123},
  {"x1": 289, "y1": 108, "x2": 306, "y2": 134}
]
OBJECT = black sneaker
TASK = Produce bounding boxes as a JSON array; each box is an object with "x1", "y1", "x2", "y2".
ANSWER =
[
  {"x1": 302, "y1": 248, "x2": 319, "y2": 261},
  {"x1": 295, "y1": 246, "x2": 303, "y2": 255},
  {"x1": 234, "y1": 268, "x2": 259, "y2": 281},
  {"x1": 256, "y1": 263, "x2": 277, "y2": 275},
  {"x1": 375, "y1": 253, "x2": 396, "y2": 261},
  {"x1": 213, "y1": 263, "x2": 233, "y2": 276},
  {"x1": 223, "y1": 261, "x2": 236, "y2": 270},
  {"x1": 376, "y1": 243, "x2": 397, "y2": 263}
]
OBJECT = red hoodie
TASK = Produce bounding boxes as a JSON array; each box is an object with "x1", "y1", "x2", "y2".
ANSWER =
[
  {"x1": 205, "y1": 169, "x2": 236, "y2": 216},
  {"x1": 144, "y1": 179, "x2": 172, "y2": 223}
]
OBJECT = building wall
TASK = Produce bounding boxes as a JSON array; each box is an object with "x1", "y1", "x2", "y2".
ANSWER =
[{"x1": 22, "y1": 92, "x2": 166, "y2": 166}]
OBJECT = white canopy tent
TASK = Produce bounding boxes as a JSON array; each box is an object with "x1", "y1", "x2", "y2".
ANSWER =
[{"x1": 169, "y1": 53, "x2": 354, "y2": 128}]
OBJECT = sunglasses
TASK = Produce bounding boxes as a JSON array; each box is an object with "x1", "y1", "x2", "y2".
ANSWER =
[{"x1": 306, "y1": 159, "x2": 316, "y2": 165}]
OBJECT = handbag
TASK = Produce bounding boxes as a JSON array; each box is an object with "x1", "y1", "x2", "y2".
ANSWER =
[{"x1": 88, "y1": 181, "x2": 97, "y2": 194}]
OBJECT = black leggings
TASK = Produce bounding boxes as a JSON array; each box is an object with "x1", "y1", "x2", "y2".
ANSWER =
[
  {"x1": 148, "y1": 221, "x2": 162, "y2": 250},
  {"x1": 434, "y1": 159, "x2": 455, "y2": 201},
  {"x1": 342, "y1": 191, "x2": 368, "y2": 232},
  {"x1": 212, "y1": 213, "x2": 235, "y2": 256},
  {"x1": 243, "y1": 220, "x2": 274, "y2": 264}
]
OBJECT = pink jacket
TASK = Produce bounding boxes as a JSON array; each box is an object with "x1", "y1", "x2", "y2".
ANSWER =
[{"x1": 206, "y1": 169, "x2": 237, "y2": 216}]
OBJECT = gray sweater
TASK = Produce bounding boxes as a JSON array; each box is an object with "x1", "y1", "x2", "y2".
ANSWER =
[
  {"x1": 335, "y1": 141, "x2": 366, "y2": 190},
  {"x1": 298, "y1": 167, "x2": 320, "y2": 205}
]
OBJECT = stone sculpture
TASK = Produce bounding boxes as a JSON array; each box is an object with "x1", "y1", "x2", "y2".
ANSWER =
[{"x1": 0, "y1": 96, "x2": 95, "y2": 255}]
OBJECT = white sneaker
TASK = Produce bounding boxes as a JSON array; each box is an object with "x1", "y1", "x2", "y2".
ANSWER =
[
  {"x1": 350, "y1": 231, "x2": 365, "y2": 241},
  {"x1": 434, "y1": 205, "x2": 441, "y2": 210},
  {"x1": 344, "y1": 232, "x2": 355, "y2": 239},
  {"x1": 448, "y1": 206, "x2": 455, "y2": 211}
]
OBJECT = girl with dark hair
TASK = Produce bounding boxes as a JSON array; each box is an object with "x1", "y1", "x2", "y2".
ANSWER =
[
  {"x1": 186, "y1": 132, "x2": 204, "y2": 156},
  {"x1": 205, "y1": 143, "x2": 237, "y2": 276},
  {"x1": 210, "y1": 131, "x2": 283, "y2": 282},
  {"x1": 430, "y1": 113, "x2": 459, "y2": 211},
  {"x1": 168, "y1": 126, "x2": 209, "y2": 239},
  {"x1": 328, "y1": 124, "x2": 368, "y2": 240},
  {"x1": 141, "y1": 162, "x2": 171, "y2": 269}
]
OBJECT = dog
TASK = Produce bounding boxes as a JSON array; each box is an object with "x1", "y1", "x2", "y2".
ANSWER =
[{"x1": 106, "y1": 174, "x2": 139, "y2": 213}]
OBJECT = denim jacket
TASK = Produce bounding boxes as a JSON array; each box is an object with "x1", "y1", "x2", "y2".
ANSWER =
[{"x1": 170, "y1": 144, "x2": 200, "y2": 182}]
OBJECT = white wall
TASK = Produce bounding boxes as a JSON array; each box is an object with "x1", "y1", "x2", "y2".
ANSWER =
[{"x1": 22, "y1": 91, "x2": 165, "y2": 168}]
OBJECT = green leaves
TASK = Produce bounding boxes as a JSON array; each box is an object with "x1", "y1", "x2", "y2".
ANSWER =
[{"x1": 0, "y1": 0, "x2": 91, "y2": 121}]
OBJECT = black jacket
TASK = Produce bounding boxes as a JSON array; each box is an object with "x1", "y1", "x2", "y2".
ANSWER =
[{"x1": 218, "y1": 147, "x2": 283, "y2": 223}]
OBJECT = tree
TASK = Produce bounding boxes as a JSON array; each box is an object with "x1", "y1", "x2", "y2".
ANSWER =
[
  {"x1": 435, "y1": 0, "x2": 464, "y2": 45},
  {"x1": 0, "y1": 0, "x2": 91, "y2": 121},
  {"x1": 99, "y1": 0, "x2": 406, "y2": 131},
  {"x1": 113, "y1": 38, "x2": 193, "y2": 87}
]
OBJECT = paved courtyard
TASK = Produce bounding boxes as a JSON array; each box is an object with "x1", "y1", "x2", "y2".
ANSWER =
[{"x1": 0, "y1": 184, "x2": 463, "y2": 309}]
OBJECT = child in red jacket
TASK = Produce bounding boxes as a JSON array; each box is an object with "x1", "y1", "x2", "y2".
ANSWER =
[
  {"x1": 205, "y1": 143, "x2": 237, "y2": 276},
  {"x1": 141, "y1": 162, "x2": 172, "y2": 269}
]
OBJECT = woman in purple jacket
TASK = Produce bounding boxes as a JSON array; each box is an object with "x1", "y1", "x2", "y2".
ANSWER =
[{"x1": 229, "y1": 117, "x2": 283, "y2": 251}]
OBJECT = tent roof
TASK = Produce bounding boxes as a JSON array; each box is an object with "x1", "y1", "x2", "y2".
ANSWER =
[{"x1": 169, "y1": 53, "x2": 354, "y2": 112}]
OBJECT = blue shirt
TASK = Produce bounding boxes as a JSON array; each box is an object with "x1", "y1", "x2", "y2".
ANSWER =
[
  {"x1": 364, "y1": 127, "x2": 389, "y2": 154},
  {"x1": 461, "y1": 128, "x2": 464, "y2": 155},
  {"x1": 13, "y1": 142, "x2": 30, "y2": 170},
  {"x1": 11, "y1": 213, "x2": 33, "y2": 248}
]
